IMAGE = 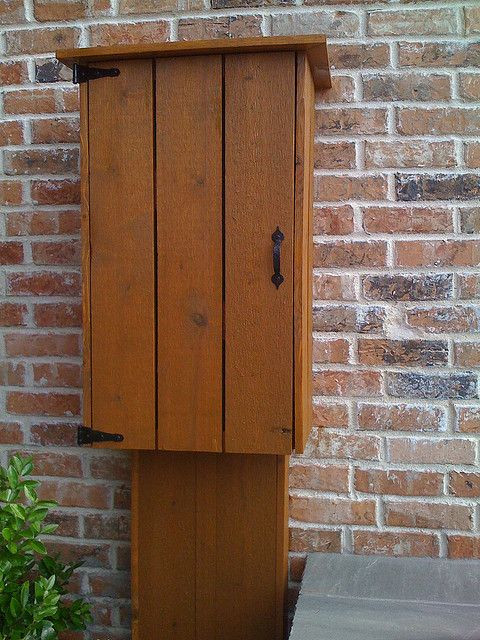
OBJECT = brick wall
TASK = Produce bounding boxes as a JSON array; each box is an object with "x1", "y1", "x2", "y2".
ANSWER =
[{"x1": 0, "y1": 0, "x2": 479, "y2": 637}]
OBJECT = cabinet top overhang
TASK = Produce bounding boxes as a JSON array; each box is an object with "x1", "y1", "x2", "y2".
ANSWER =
[{"x1": 56, "y1": 34, "x2": 330, "y2": 89}]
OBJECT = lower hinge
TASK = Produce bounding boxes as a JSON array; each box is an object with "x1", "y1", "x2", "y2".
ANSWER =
[
  {"x1": 77, "y1": 426, "x2": 124, "y2": 446},
  {"x1": 73, "y1": 63, "x2": 120, "y2": 84}
]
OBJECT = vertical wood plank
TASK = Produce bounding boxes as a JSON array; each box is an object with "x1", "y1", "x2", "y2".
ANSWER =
[
  {"x1": 224, "y1": 52, "x2": 296, "y2": 455},
  {"x1": 294, "y1": 54, "x2": 315, "y2": 454},
  {"x1": 156, "y1": 56, "x2": 223, "y2": 453},
  {"x1": 80, "y1": 81, "x2": 91, "y2": 432},
  {"x1": 88, "y1": 60, "x2": 155, "y2": 450},
  {"x1": 275, "y1": 455, "x2": 289, "y2": 638},
  {"x1": 131, "y1": 452, "x2": 140, "y2": 640}
]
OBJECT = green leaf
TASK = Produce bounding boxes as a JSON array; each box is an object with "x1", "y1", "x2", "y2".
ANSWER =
[
  {"x1": 6, "y1": 465, "x2": 19, "y2": 488},
  {"x1": 1, "y1": 528, "x2": 13, "y2": 542},
  {"x1": 9, "y1": 597, "x2": 21, "y2": 618},
  {"x1": 20, "y1": 581, "x2": 29, "y2": 609},
  {"x1": 29, "y1": 540, "x2": 47, "y2": 555},
  {"x1": 6, "y1": 503, "x2": 25, "y2": 521}
]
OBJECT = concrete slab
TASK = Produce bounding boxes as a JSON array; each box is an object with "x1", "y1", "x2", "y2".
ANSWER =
[{"x1": 290, "y1": 553, "x2": 480, "y2": 640}]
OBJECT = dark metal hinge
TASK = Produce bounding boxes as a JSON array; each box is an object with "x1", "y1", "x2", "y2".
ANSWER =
[
  {"x1": 77, "y1": 426, "x2": 124, "y2": 446},
  {"x1": 73, "y1": 63, "x2": 120, "y2": 84}
]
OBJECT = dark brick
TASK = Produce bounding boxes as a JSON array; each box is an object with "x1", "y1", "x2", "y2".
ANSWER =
[
  {"x1": 386, "y1": 372, "x2": 478, "y2": 400},
  {"x1": 460, "y1": 207, "x2": 480, "y2": 233},
  {"x1": 35, "y1": 59, "x2": 71, "y2": 83},
  {"x1": 212, "y1": 0, "x2": 292, "y2": 6},
  {"x1": 313, "y1": 305, "x2": 385, "y2": 333},
  {"x1": 363, "y1": 274, "x2": 453, "y2": 301},
  {"x1": 358, "y1": 339, "x2": 448, "y2": 366},
  {"x1": 397, "y1": 174, "x2": 480, "y2": 201}
]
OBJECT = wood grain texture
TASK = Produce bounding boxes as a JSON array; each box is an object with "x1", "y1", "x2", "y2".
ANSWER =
[
  {"x1": 224, "y1": 52, "x2": 296, "y2": 455},
  {"x1": 294, "y1": 53, "x2": 315, "y2": 454},
  {"x1": 56, "y1": 35, "x2": 331, "y2": 89},
  {"x1": 156, "y1": 56, "x2": 222, "y2": 453},
  {"x1": 133, "y1": 451, "x2": 288, "y2": 640},
  {"x1": 131, "y1": 452, "x2": 140, "y2": 640},
  {"x1": 89, "y1": 60, "x2": 155, "y2": 449},
  {"x1": 80, "y1": 81, "x2": 91, "y2": 433}
]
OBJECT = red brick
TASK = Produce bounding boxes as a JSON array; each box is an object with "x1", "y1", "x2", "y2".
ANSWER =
[
  {"x1": 290, "y1": 527, "x2": 341, "y2": 553},
  {"x1": 90, "y1": 21, "x2": 169, "y2": 46},
  {"x1": 313, "y1": 432, "x2": 381, "y2": 461},
  {"x1": 6, "y1": 210, "x2": 80, "y2": 236},
  {"x1": 0, "y1": 422, "x2": 24, "y2": 444},
  {"x1": 398, "y1": 42, "x2": 480, "y2": 68},
  {"x1": 290, "y1": 463, "x2": 349, "y2": 493},
  {"x1": 31, "y1": 180, "x2": 80, "y2": 205},
  {"x1": 34, "y1": 0, "x2": 86, "y2": 20},
  {"x1": 45, "y1": 511, "x2": 79, "y2": 538},
  {"x1": 88, "y1": 572, "x2": 130, "y2": 599},
  {"x1": 30, "y1": 421, "x2": 78, "y2": 446},
  {"x1": 465, "y1": 6, "x2": 480, "y2": 34},
  {"x1": 447, "y1": 536, "x2": 480, "y2": 559},
  {"x1": 4, "y1": 89, "x2": 56, "y2": 114},
  {"x1": 0, "y1": 0, "x2": 25, "y2": 23},
  {"x1": 113, "y1": 485, "x2": 130, "y2": 510},
  {"x1": 385, "y1": 500, "x2": 472, "y2": 531},
  {"x1": 0, "y1": 242, "x2": 23, "y2": 265},
  {"x1": 84, "y1": 514, "x2": 130, "y2": 541},
  {"x1": 289, "y1": 555, "x2": 306, "y2": 584},
  {"x1": 0, "y1": 181, "x2": 23, "y2": 205},
  {"x1": 0, "y1": 361, "x2": 25, "y2": 386},
  {"x1": 319, "y1": 77, "x2": 355, "y2": 104},
  {"x1": 363, "y1": 207, "x2": 453, "y2": 233},
  {"x1": 358, "y1": 338, "x2": 448, "y2": 366},
  {"x1": 0, "y1": 121, "x2": 23, "y2": 146},
  {"x1": 328, "y1": 43, "x2": 389, "y2": 69},
  {"x1": 7, "y1": 271, "x2": 81, "y2": 297},
  {"x1": 313, "y1": 274, "x2": 356, "y2": 301},
  {"x1": 405, "y1": 306, "x2": 479, "y2": 333},
  {"x1": 90, "y1": 454, "x2": 131, "y2": 482},
  {"x1": 272, "y1": 11, "x2": 360, "y2": 38},
  {"x1": 389, "y1": 437, "x2": 476, "y2": 465},
  {"x1": 34, "y1": 302, "x2": 81, "y2": 328},
  {"x1": 7, "y1": 391, "x2": 80, "y2": 416},
  {"x1": 365, "y1": 141, "x2": 455, "y2": 169},
  {"x1": 353, "y1": 531, "x2": 439, "y2": 557},
  {"x1": 39, "y1": 480, "x2": 110, "y2": 509},
  {"x1": 116, "y1": 546, "x2": 131, "y2": 571},
  {"x1": 57, "y1": 87, "x2": 79, "y2": 112},
  {"x1": 5, "y1": 333, "x2": 80, "y2": 357},
  {"x1": 316, "y1": 108, "x2": 387, "y2": 135},
  {"x1": 47, "y1": 541, "x2": 111, "y2": 570},
  {"x1": 120, "y1": 0, "x2": 178, "y2": 12},
  {"x1": 4, "y1": 149, "x2": 79, "y2": 176},
  {"x1": 465, "y1": 143, "x2": 480, "y2": 169},
  {"x1": 397, "y1": 108, "x2": 480, "y2": 136},
  {"x1": 290, "y1": 495, "x2": 376, "y2": 525},
  {"x1": 313, "y1": 206, "x2": 355, "y2": 235},
  {"x1": 312, "y1": 403, "x2": 349, "y2": 429},
  {"x1": 449, "y1": 471, "x2": 480, "y2": 498},
  {"x1": 32, "y1": 240, "x2": 81, "y2": 266},
  {"x1": 0, "y1": 61, "x2": 28, "y2": 85},
  {"x1": 314, "y1": 141, "x2": 356, "y2": 170},
  {"x1": 458, "y1": 274, "x2": 480, "y2": 299},
  {"x1": 367, "y1": 8, "x2": 457, "y2": 36},
  {"x1": 179, "y1": 15, "x2": 262, "y2": 40},
  {"x1": 0, "y1": 303, "x2": 27, "y2": 327},
  {"x1": 363, "y1": 73, "x2": 451, "y2": 102},
  {"x1": 456, "y1": 407, "x2": 480, "y2": 433},
  {"x1": 313, "y1": 370, "x2": 382, "y2": 397},
  {"x1": 355, "y1": 468, "x2": 443, "y2": 496},
  {"x1": 314, "y1": 240, "x2": 387, "y2": 267},
  {"x1": 454, "y1": 342, "x2": 480, "y2": 368},
  {"x1": 313, "y1": 338, "x2": 350, "y2": 364},
  {"x1": 6, "y1": 27, "x2": 80, "y2": 55},
  {"x1": 33, "y1": 362, "x2": 81, "y2": 388},
  {"x1": 314, "y1": 305, "x2": 385, "y2": 333},
  {"x1": 32, "y1": 118, "x2": 80, "y2": 144},
  {"x1": 315, "y1": 175, "x2": 388, "y2": 202},
  {"x1": 16, "y1": 450, "x2": 82, "y2": 477},
  {"x1": 396, "y1": 240, "x2": 480, "y2": 267},
  {"x1": 358, "y1": 403, "x2": 444, "y2": 432}
]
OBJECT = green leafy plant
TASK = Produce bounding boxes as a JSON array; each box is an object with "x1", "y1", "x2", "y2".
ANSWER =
[{"x1": 0, "y1": 454, "x2": 92, "y2": 640}]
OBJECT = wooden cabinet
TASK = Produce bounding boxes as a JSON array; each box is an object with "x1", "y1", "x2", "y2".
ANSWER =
[{"x1": 58, "y1": 35, "x2": 330, "y2": 640}]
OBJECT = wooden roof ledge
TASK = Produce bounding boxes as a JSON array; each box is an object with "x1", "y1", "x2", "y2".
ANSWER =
[{"x1": 57, "y1": 34, "x2": 331, "y2": 89}]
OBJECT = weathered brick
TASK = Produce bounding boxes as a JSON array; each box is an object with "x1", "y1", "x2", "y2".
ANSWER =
[
  {"x1": 314, "y1": 432, "x2": 381, "y2": 461},
  {"x1": 48, "y1": 541, "x2": 111, "y2": 570},
  {"x1": 465, "y1": 143, "x2": 480, "y2": 169},
  {"x1": 355, "y1": 468, "x2": 443, "y2": 496},
  {"x1": 314, "y1": 370, "x2": 382, "y2": 397},
  {"x1": 90, "y1": 21, "x2": 169, "y2": 46},
  {"x1": 313, "y1": 337, "x2": 350, "y2": 364},
  {"x1": 33, "y1": 0, "x2": 86, "y2": 20},
  {"x1": 6, "y1": 272, "x2": 81, "y2": 297},
  {"x1": 313, "y1": 274, "x2": 356, "y2": 301},
  {"x1": 178, "y1": 15, "x2": 262, "y2": 39},
  {"x1": 313, "y1": 206, "x2": 355, "y2": 235},
  {"x1": 448, "y1": 536, "x2": 480, "y2": 559},
  {"x1": 314, "y1": 141, "x2": 356, "y2": 170},
  {"x1": 328, "y1": 43, "x2": 389, "y2": 69},
  {"x1": 0, "y1": 121, "x2": 23, "y2": 146},
  {"x1": 272, "y1": 11, "x2": 360, "y2": 37},
  {"x1": 34, "y1": 303, "x2": 81, "y2": 328},
  {"x1": 5, "y1": 333, "x2": 80, "y2": 357},
  {"x1": 4, "y1": 150, "x2": 79, "y2": 176},
  {"x1": 358, "y1": 338, "x2": 448, "y2": 367},
  {"x1": 363, "y1": 73, "x2": 450, "y2": 102},
  {"x1": 31, "y1": 179, "x2": 80, "y2": 205},
  {"x1": 290, "y1": 527, "x2": 341, "y2": 553},
  {"x1": 0, "y1": 303, "x2": 27, "y2": 327},
  {"x1": 0, "y1": 422, "x2": 24, "y2": 444},
  {"x1": 14, "y1": 450, "x2": 81, "y2": 477},
  {"x1": 35, "y1": 59, "x2": 72, "y2": 83},
  {"x1": 312, "y1": 403, "x2": 349, "y2": 429},
  {"x1": 0, "y1": 61, "x2": 28, "y2": 85},
  {"x1": 386, "y1": 372, "x2": 478, "y2": 400},
  {"x1": 314, "y1": 240, "x2": 387, "y2": 267},
  {"x1": 385, "y1": 500, "x2": 472, "y2": 531},
  {"x1": 458, "y1": 274, "x2": 480, "y2": 299},
  {"x1": 6, "y1": 391, "x2": 81, "y2": 416},
  {"x1": 6, "y1": 27, "x2": 81, "y2": 55},
  {"x1": 88, "y1": 572, "x2": 130, "y2": 599},
  {"x1": 357, "y1": 403, "x2": 444, "y2": 432},
  {"x1": 290, "y1": 495, "x2": 376, "y2": 525},
  {"x1": 6, "y1": 210, "x2": 80, "y2": 237},
  {"x1": 465, "y1": 6, "x2": 480, "y2": 34},
  {"x1": 365, "y1": 142, "x2": 455, "y2": 169},
  {"x1": 396, "y1": 240, "x2": 480, "y2": 267},
  {"x1": 45, "y1": 511, "x2": 79, "y2": 537},
  {"x1": 454, "y1": 342, "x2": 480, "y2": 368},
  {"x1": 368, "y1": 8, "x2": 457, "y2": 36},
  {"x1": 32, "y1": 240, "x2": 81, "y2": 266},
  {"x1": 316, "y1": 108, "x2": 387, "y2": 135},
  {"x1": 388, "y1": 437, "x2": 476, "y2": 465},
  {"x1": 120, "y1": 0, "x2": 177, "y2": 11},
  {"x1": 459, "y1": 74, "x2": 480, "y2": 102},
  {"x1": 90, "y1": 454, "x2": 131, "y2": 482},
  {"x1": 0, "y1": 0, "x2": 25, "y2": 23},
  {"x1": 460, "y1": 208, "x2": 480, "y2": 234},
  {"x1": 320, "y1": 76, "x2": 356, "y2": 104},
  {"x1": 363, "y1": 274, "x2": 453, "y2": 302},
  {"x1": 29, "y1": 422, "x2": 78, "y2": 446},
  {"x1": 39, "y1": 480, "x2": 110, "y2": 509},
  {"x1": 32, "y1": 118, "x2": 80, "y2": 144},
  {"x1": 313, "y1": 305, "x2": 385, "y2": 333},
  {"x1": 0, "y1": 242, "x2": 23, "y2": 265},
  {"x1": 405, "y1": 306, "x2": 480, "y2": 333},
  {"x1": 212, "y1": 0, "x2": 291, "y2": 7},
  {"x1": 397, "y1": 108, "x2": 480, "y2": 136},
  {"x1": 316, "y1": 174, "x2": 388, "y2": 201},
  {"x1": 57, "y1": 87, "x2": 79, "y2": 113},
  {"x1": 396, "y1": 173, "x2": 480, "y2": 202},
  {"x1": 290, "y1": 463, "x2": 349, "y2": 493},
  {"x1": 398, "y1": 42, "x2": 480, "y2": 68},
  {"x1": 0, "y1": 181, "x2": 23, "y2": 205},
  {"x1": 0, "y1": 361, "x2": 25, "y2": 386},
  {"x1": 363, "y1": 207, "x2": 453, "y2": 233},
  {"x1": 353, "y1": 531, "x2": 439, "y2": 557},
  {"x1": 449, "y1": 471, "x2": 480, "y2": 498},
  {"x1": 33, "y1": 363, "x2": 81, "y2": 388},
  {"x1": 289, "y1": 555, "x2": 306, "y2": 584},
  {"x1": 84, "y1": 514, "x2": 130, "y2": 541},
  {"x1": 455, "y1": 407, "x2": 480, "y2": 433}
]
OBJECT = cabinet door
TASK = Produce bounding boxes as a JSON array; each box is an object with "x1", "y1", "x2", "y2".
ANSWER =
[
  {"x1": 224, "y1": 52, "x2": 296, "y2": 454},
  {"x1": 156, "y1": 56, "x2": 223, "y2": 452},
  {"x1": 87, "y1": 60, "x2": 155, "y2": 449}
]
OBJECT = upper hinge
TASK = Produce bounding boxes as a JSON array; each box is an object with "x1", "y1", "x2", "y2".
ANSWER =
[{"x1": 73, "y1": 63, "x2": 120, "y2": 84}]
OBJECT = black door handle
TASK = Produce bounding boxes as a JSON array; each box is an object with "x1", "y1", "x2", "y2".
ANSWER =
[{"x1": 271, "y1": 227, "x2": 284, "y2": 289}]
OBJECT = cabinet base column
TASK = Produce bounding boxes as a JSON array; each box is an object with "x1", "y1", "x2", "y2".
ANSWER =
[{"x1": 131, "y1": 451, "x2": 288, "y2": 640}]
